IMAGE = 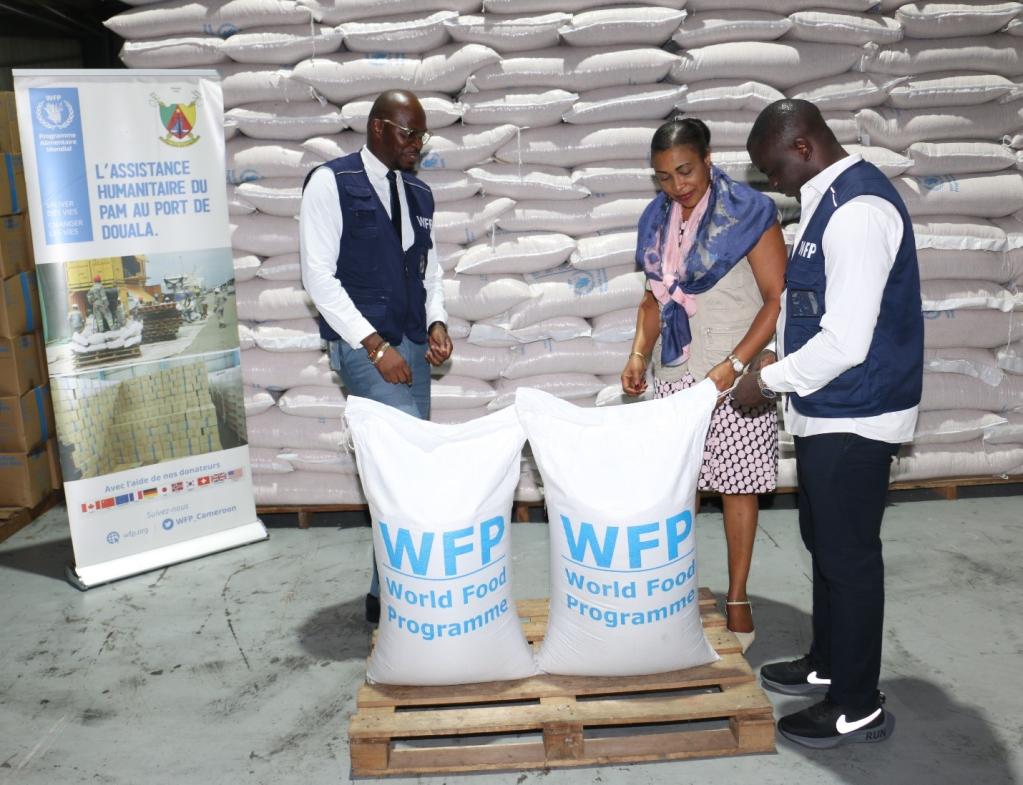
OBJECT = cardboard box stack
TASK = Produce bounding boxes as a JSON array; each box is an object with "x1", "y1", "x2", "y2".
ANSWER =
[
  {"x1": 52, "y1": 361, "x2": 222, "y2": 479},
  {"x1": 0, "y1": 91, "x2": 57, "y2": 509}
]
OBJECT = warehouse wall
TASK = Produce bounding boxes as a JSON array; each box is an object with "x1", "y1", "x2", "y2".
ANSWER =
[{"x1": 103, "y1": 0, "x2": 1023, "y2": 504}]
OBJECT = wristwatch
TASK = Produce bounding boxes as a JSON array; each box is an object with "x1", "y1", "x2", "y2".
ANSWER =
[
  {"x1": 756, "y1": 370, "x2": 777, "y2": 399},
  {"x1": 727, "y1": 353, "x2": 746, "y2": 374}
]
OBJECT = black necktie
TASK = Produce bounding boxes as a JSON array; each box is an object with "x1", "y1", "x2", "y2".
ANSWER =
[{"x1": 386, "y1": 170, "x2": 402, "y2": 243}]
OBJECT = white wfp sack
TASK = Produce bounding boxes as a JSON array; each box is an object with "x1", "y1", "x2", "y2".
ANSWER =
[
  {"x1": 345, "y1": 397, "x2": 538, "y2": 685},
  {"x1": 515, "y1": 383, "x2": 719, "y2": 677}
]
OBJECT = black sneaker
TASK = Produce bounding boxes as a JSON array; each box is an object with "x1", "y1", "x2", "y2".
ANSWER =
[
  {"x1": 778, "y1": 695, "x2": 895, "y2": 749},
  {"x1": 761, "y1": 654, "x2": 831, "y2": 696},
  {"x1": 365, "y1": 593, "x2": 380, "y2": 625}
]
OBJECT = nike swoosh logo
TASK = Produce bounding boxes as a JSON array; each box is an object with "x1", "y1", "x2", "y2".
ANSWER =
[
  {"x1": 836, "y1": 708, "x2": 882, "y2": 734},
  {"x1": 807, "y1": 671, "x2": 831, "y2": 685}
]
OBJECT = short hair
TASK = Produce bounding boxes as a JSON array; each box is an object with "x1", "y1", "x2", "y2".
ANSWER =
[
  {"x1": 651, "y1": 117, "x2": 711, "y2": 158},
  {"x1": 368, "y1": 89, "x2": 419, "y2": 124},
  {"x1": 748, "y1": 99, "x2": 828, "y2": 150}
]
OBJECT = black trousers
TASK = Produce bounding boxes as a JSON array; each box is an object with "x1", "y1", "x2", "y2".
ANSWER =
[{"x1": 794, "y1": 432, "x2": 899, "y2": 714}]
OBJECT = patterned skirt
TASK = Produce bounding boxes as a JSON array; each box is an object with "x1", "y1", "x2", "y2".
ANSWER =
[{"x1": 655, "y1": 372, "x2": 779, "y2": 495}]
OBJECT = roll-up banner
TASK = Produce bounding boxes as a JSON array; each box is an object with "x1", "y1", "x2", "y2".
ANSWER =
[{"x1": 13, "y1": 69, "x2": 266, "y2": 589}]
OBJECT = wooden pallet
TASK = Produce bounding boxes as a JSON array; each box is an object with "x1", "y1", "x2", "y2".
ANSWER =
[
  {"x1": 256, "y1": 503, "x2": 368, "y2": 529},
  {"x1": 0, "y1": 490, "x2": 63, "y2": 545},
  {"x1": 73, "y1": 345, "x2": 142, "y2": 368},
  {"x1": 349, "y1": 588, "x2": 775, "y2": 777}
]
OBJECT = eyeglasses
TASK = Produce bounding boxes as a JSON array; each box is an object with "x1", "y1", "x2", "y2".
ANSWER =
[{"x1": 380, "y1": 118, "x2": 431, "y2": 145}]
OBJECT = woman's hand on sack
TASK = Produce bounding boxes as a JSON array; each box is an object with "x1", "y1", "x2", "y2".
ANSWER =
[
  {"x1": 707, "y1": 360, "x2": 737, "y2": 395},
  {"x1": 621, "y1": 355, "x2": 648, "y2": 396},
  {"x1": 752, "y1": 349, "x2": 777, "y2": 371}
]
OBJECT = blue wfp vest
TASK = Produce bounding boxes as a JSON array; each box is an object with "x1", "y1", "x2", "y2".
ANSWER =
[
  {"x1": 305, "y1": 152, "x2": 434, "y2": 345},
  {"x1": 784, "y1": 159, "x2": 923, "y2": 417}
]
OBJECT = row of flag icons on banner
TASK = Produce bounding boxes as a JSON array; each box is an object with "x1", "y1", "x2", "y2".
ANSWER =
[{"x1": 80, "y1": 468, "x2": 245, "y2": 514}]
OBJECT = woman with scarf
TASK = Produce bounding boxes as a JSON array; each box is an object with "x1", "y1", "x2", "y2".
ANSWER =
[{"x1": 621, "y1": 117, "x2": 787, "y2": 653}]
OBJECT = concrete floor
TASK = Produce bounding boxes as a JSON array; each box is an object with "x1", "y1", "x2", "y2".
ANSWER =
[{"x1": 0, "y1": 493, "x2": 1020, "y2": 785}]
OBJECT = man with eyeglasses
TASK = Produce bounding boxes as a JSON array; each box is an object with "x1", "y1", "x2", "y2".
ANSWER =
[{"x1": 300, "y1": 89, "x2": 452, "y2": 624}]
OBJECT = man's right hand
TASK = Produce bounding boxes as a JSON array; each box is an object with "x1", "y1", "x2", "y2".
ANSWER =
[
  {"x1": 621, "y1": 355, "x2": 648, "y2": 396},
  {"x1": 375, "y1": 346, "x2": 412, "y2": 384}
]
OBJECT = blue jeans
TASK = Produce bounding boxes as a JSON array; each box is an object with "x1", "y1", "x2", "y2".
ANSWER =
[{"x1": 329, "y1": 337, "x2": 431, "y2": 597}]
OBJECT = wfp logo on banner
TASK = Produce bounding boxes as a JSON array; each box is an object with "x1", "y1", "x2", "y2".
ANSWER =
[
  {"x1": 34, "y1": 96, "x2": 75, "y2": 131},
  {"x1": 151, "y1": 92, "x2": 200, "y2": 148}
]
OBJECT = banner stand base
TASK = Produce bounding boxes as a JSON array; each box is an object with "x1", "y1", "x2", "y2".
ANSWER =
[{"x1": 64, "y1": 521, "x2": 268, "y2": 590}]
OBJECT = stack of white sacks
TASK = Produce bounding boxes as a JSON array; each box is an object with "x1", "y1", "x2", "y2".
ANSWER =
[{"x1": 107, "y1": 0, "x2": 1023, "y2": 503}]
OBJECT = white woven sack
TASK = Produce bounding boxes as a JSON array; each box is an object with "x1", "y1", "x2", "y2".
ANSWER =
[
  {"x1": 469, "y1": 315, "x2": 592, "y2": 347},
  {"x1": 221, "y1": 23, "x2": 343, "y2": 64},
  {"x1": 559, "y1": 7, "x2": 685, "y2": 47},
  {"x1": 238, "y1": 322, "x2": 257, "y2": 350},
  {"x1": 120, "y1": 37, "x2": 228, "y2": 68},
  {"x1": 912, "y1": 216, "x2": 1007, "y2": 252},
  {"x1": 446, "y1": 315, "x2": 471, "y2": 340},
  {"x1": 105, "y1": 0, "x2": 314, "y2": 38},
  {"x1": 444, "y1": 13, "x2": 569, "y2": 53},
  {"x1": 302, "y1": 133, "x2": 367, "y2": 162},
  {"x1": 228, "y1": 186, "x2": 256, "y2": 216},
  {"x1": 591, "y1": 308, "x2": 637, "y2": 343},
  {"x1": 236, "y1": 280, "x2": 316, "y2": 321},
  {"x1": 921, "y1": 279, "x2": 1021, "y2": 312},
  {"x1": 925, "y1": 347, "x2": 1004, "y2": 387},
  {"x1": 443, "y1": 274, "x2": 533, "y2": 321},
  {"x1": 983, "y1": 412, "x2": 1023, "y2": 444},
  {"x1": 455, "y1": 232, "x2": 577, "y2": 275},
  {"x1": 563, "y1": 84, "x2": 687, "y2": 125},
  {"x1": 223, "y1": 117, "x2": 239, "y2": 141},
  {"x1": 906, "y1": 142, "x2": 1018, "y2": 176},
  {"x1": 338, "y1": 11, "x2": 456, "y2": 53},
  {"x1": 246, "y1": 407, "x2": 345, "y2": 449},
  {"x1": 417, "y1": 42, "x2": 506, "y2": 92},
  {"x1": 524, "y1": 262, "x2": 635, "y2": 285},
  {"x1": 844, "y1": 145, "x2": 914, "y2": 177},
  {"x1": 340, "y1": 92, "x2": 463, "y2": 134},
  {"x1": 241, "y1": 347, "x2": 338, "y2": 389},
  {"x1": 257, "y1": 253, "x2": 302, "y2": 281},
  {"x1": 236, "y1": 178, "x2": 301, "y2": 217},
  {"x1": 437, "y1": 243, "x2": 463, "y2": 272},
  {"x1": 893, "y1": 172, "x2": 1023, "y2": 218},
  {"x1": 788, "y1": 10, "x2": 904, "y2": 44},
  {"x1": 917, "y1": 249, "x2": 1015, "y2": 283},
  {"x1": 896, "y1": 2, "x2": 1023, "y2": 38},
  {"x1": 671, "y1": 10, "x2": 790, "y2": 48},
  {"x1": 345, "y1": 397, "x2": 538, "y2": 685},
  {"x1": 419, "y1": 124, "x2": 519, "y2": 171},
  {"x1": 434, "y1": 340, "x2": 511, "y2": 381},
  {"x1": 218, "y1": 64, "x2": 318, "y2": 109},
  {"x1": 225, "y1": 138, "x2": 322, "y2": 184},
  {"x1": 892, "y1": 440, "x2": 1023, "y2": 483},
  {"x1": 572, "y1": 163, "x2": 655, "y2": 196},
  {"x1": 670, "y1": 41, "x2": 864, "y2": 90},
  {"x1": 487, "y1": 373, "x2": 605, "y2": 410},
  {"x1": 429, "y1": 375, "x2": 498, "y2": 408},
  {"x1": 686, "y1": 0, "x2": 877, "y2": 15},
  {"x1": 919, "y1": 372, "x2": 1023, "y2": 412},
  {"x1": 252, "y1": 318, "x2": 323, "y2": 351},
  {"x1": 495, "y1": 123, "x2": 658, "y2": 167},
  {"x1": 497, "y1": 195, "x2": 650, "y2": 235},
  {"x1": 516, "y1": 383, "x2": 718, "y2": 677},
  {"x1": 483, "y1": 0, "x2": 686, "y2": 12},
  {"x1": 506, "y1": 269, "x2": 645, "y2": 328},
  {"x1": 883, "y1": 72, "x2": 1020, "y2": 109},
  {"x1": 277, "y1": 447, "x2": 358, "y2": 474},
  {"x1": 253, "y1": 471, "x2": 366, "y2": 505},
  {"x1": 418, "y1": 170, "x2": 481, "y2": 203},
  {"x1": 230, "y1": 214, "x2": 299, "y2": 256},
  {"x1": 226, "y1": 101, "x2": 345, "y2": 141},
  {"x1": 298, "y1": 0, "x2": 481, "y2": 25},
  {"x1": 856, "y1": 101, "x2": 1023, "y2": 151},
  {"x1": 924, "y1": 309, "x2": 1023, "y2": 349},
  {"x1": 466, "y1": 46, "x2": 678, "y2": 92},
  {"x1": 502, "y1": 337, "x2": 630, "y2": 379},
  {"x1": 244, "y1": 384, "x2": 275, "y2": 416},
  {"x1": 1007, "y1": 15, "x2": 1023, "y2": 35},
  {"x1": 570, "y1": 230, "x2": 638, "y2": 270},
  {"x1": 859, "y1": 35, "x2": 1023, "y2": 77},
  {"x1": 460, "y1": 88, "x2": 577, "y2": 127},
  {"x1": 786, "y1": 73, "x2": 893, "y2": 111},
  {"x1": 468, "y1": 165, "x2": 588, "y2": 201},
  {"x1": 677, "y1": 79, "x2": 784, "y2": 113},
  {"x1": 434, "y1": 196, "x2": 516, "y2": 244},
  {"x1": 277, "y1": 384, "x2": 346, "y2": 417},
  {"x1": 250, "y1": 447, "x2": 295, "y2": 474},
  {"x1": 429, "y1": 408, "x2": 488, "y2": 423},
  {"x1": 998, "y1": 342, "x2": 1023, "y2": 374},
  {"x1": 913, "y1": 409, "x2": 1008, "y2": 445}
]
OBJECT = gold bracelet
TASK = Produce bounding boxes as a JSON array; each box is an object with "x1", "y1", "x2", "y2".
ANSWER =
[
  {"x1": 629, "y1": 351, "x2": 647, "y2": 364},
  {"x1": 371, "y1": 341, "x2": 391, "y2": 366}
]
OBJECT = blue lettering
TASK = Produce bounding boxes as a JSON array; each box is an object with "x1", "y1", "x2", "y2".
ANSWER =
[
  {"x1": 666, "y1": 510, "x2": 692, "y2": 559},
  {"x1": 443, "y1": 525, "x2": 474, "y2": 577},
  {"x1": 479, "y1": 515, "x2": 503, "y2": 565},
  {"x1": 627, "y1": 521, "x2": 660, "y2": 569},
  {"x1": 379, "y1": 521, "x2": 433, "y2": 575},
  {"x1": 561, "y1": 515, "x2": 617, "y2": 568}
]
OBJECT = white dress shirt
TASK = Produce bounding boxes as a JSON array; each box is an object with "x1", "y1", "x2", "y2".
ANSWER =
[
  {"x1": 299, "y1": 146, "x2": 446, "y2": 350},
  {"x1": 759, "y1": 154, "x2": 919, "y2": 443}
]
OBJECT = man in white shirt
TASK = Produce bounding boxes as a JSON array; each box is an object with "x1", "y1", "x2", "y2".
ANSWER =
[
  {"x1": 736, "y1": 100, "x2": 923, "y2": 749},
  {"x1": 300, "y1": 90, "x2": 452, "y2": 623}
]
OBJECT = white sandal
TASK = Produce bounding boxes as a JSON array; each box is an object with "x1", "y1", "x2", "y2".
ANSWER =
[{"x1": 726, "y1": 600, "x2": 755, "y2": 654}]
